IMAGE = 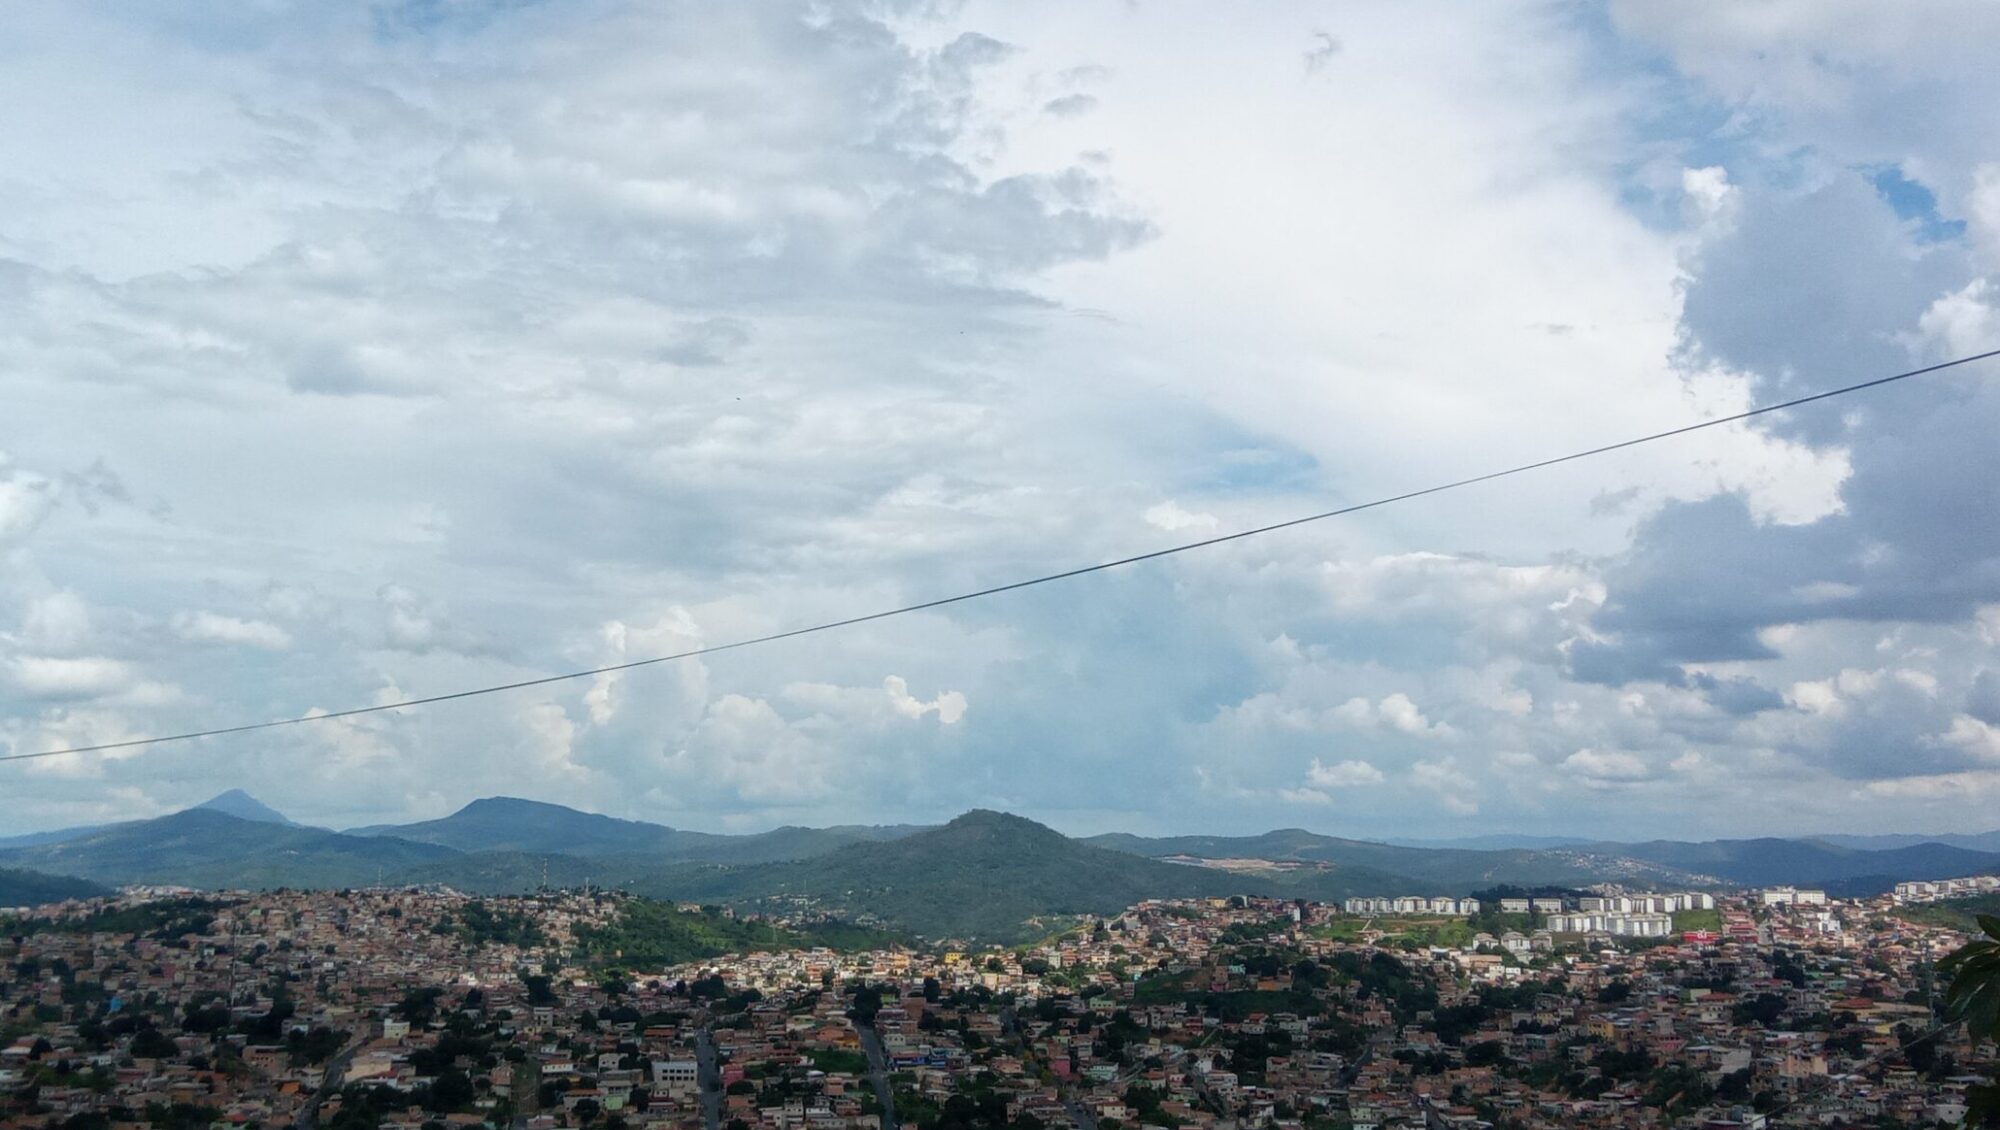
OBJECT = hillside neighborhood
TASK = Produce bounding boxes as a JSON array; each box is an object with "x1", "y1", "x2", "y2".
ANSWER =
[{"x1": 2, "y1": 874, "x2": 1992, "y2": 1130}]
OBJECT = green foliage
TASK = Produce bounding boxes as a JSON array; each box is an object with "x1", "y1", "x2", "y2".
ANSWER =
[
  {"x1": 286, "y1": 1026, "x2": 347, "y2": 1066},
  {"x1": 0, "y1": 868, "x2": 112, "y2": 909},
  {"x1": 1327, "y1": 951, "x2": 1437, "y2": 1023},
  {"x1": 427, "y1": 1068, "x2": 477, "y2": 1112},
  {"x1": 10, "y1": 897, "x2": 229, "y2": 939},
  {"x1": 1463, "y1": 1040, "x2": 1507, "y2": 1067},
  {"x1": 1898, "y1": 895, "x2": 2000, "y2": 935},
  {"x1": 143, "y1": 1103, "x2": 222, "y2": 1130},
  {"x1": 130, "y1": 1027, "x2": 180, "y2": 1059},
  {"x1": 329, "y1": 1083, "x2": 409, "y2": 1130},
  {"x1": 1219, "y1": 917, "x2": 1293, "y2": 944},
  {"x1": 1671, "y1": 908, "x2": 1723, "y2": 933},
  {"x1": 576, "y1": 900, "x2": 798, "y2": 966},
  {"x1": 456, "y1": 901, "x2": 546, "y2": 949},
  {"x1": 1733, "y1": 992, "x2": 1789, "y2": 1027},
  {"x1": 794, "y1": 918, "x2": 908, "y2": 952},
  {"x1": 1942, "y1": 914, "x2": 2000, "y2": 1126},
  {"x1": 520, "y1": 972, "x2": 558, "y2": 1006},
  {"x1": 810, "y1": 1049, "x2": 870, "y2": 1074}
]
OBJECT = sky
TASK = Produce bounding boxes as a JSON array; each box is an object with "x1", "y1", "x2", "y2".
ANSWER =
[{"x1": 3, "y1": 0, "x2": 2000, "y2": 841}]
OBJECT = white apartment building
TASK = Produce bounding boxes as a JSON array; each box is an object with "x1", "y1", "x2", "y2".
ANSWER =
[
  {"x1": 1340, "y1": 895, "x2": 1481, "y2": 917},
  {"x1": 1894, "y1": 875, "x2": 2000, "y2": 903},
  {"x1": 1578, "y1": 891, "x2": 1715, "y2": 914},
  {"x1": 1545, "y1": 911, "x2": 1674, "y2": 937},
  {"x1": 1759, "y1": 887, "x2": 1829, "y2": 907}
]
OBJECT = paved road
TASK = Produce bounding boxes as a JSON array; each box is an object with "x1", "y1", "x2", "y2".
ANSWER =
[
  {"x1": 297, "y1": 1035, "x2": 365, "y2": 1130},
  {"x1": 695, "y1": 1029, "x2": 724, "y2": 1130},
  {"x1": 856, "y1": 1025, "x2": 900, "y2": 1130}
]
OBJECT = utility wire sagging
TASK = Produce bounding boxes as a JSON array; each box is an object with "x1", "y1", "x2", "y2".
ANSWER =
[{"x1": 4, "y1": 348, "x2": 1998, "y2": 766}]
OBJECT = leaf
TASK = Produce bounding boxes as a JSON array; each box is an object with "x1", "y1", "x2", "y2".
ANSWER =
[
  {"x1": 1981, "y1": 914, "x2": 2000, "y2": 943},
  {"x1": 1942, "y1": 937, "x2": 2000, "y2": 1041},
  {"x1": 1966, "y1": 1080, "x2": 2000, "y2": 1128}
]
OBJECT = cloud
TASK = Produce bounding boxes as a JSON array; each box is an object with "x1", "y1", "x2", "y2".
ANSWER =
[
  {"x1": 1932, "y1": 715, "x2": 2000, "y2": 763},
  {"x1": 1, "y1": 2, "x2": 1998, "y2": 839},
  {"x1": 884, "y1": 675, "x2": 969, "y2": 724},
  {"x1": 1042, "y1": 93, "x2": 1098, "y2": 118},
  {"x1": 1561, "y1": 747, "x2": 1651, "y2": 783},
  {"x1": 1302, "y1": 31, "x2": 1341, "y2": 74},
  {"x1": 172, "y1": 611, "x2": 293, "y2": 650},
  {"x1": 5, "y1": 656, "x2": 139, "y2": 700},
  {"x1": 1305, "y1": 758, "x2": 1385, "y2": 787},
  {"x1": 0, "y1": 455, "x2": 58, "y2": 546},
  {"x1": 17, "y1": 592, "x2": 93, "y2": 654},
  {"x1": 1970, "y1": 669, "x2": 2000, "y2": 725},
  {"x1": 1143, "y1": 501, "x2": 1218, "y2": 532},
  {"x1": 1410, "y1": 758, "x2": 1478, "y2": 815},
  {"x1": 1330, "y1": 692, "x2": 1455, "y2": 739}
]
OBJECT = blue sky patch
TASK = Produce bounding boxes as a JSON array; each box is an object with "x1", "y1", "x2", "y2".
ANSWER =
[{"x1": 1867, "y1": 166, "x2": 1967, "y2": 243}]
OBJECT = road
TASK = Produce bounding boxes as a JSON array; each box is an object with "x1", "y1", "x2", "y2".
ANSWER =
[
  {"x1": 1000, "y1": 1008, "x2": 1096, "y2": 1130},
  {"x1": 297, "y1": 1035, "x2": 365, "y2": 1130},
  {"x1": 695, "y1": 1028, "x2": 724, "y2": 1130},
  {"x1": 856, "y1": 1024, "x2": 900, "y2": 1130}
]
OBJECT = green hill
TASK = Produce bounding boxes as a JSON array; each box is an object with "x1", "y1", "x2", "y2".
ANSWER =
[
  {"x1": 0, "y1": 809, "x2": 461, "y2": 889},
  {"x1": 635, "y1": 810, "x2": 1269, "y2": 941},
  {"x1": 0, "y1": 867, "x2": 112, "y2": 909},
  {"x1": 349, "y1": 797, "x2": 713, "y2": 857},
  {"x1": 1085, "y1": 829, "x2": 1712, "y2": 890},
  {"x1": 1583, "y1": 837, "x2": 2000, "y2": 891},
  {"x1": 350, "y1": 797, "x2": 924, "y2": 863}
]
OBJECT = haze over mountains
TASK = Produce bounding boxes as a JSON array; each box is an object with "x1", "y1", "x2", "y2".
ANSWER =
[{"x1": 4, "y1": 793, "x2": 1999, "y2": 938}]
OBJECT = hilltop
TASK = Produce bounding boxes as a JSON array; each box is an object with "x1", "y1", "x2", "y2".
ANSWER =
[
  {"x1": 347, "y1": 797, "x2": 923, "y2": 864},
  {"x1": 0, "y1": 867, "x2": 112, "y2": 909},
  {"x1": 6, "y1": 796, "x2": 2000, "y2": 940}
]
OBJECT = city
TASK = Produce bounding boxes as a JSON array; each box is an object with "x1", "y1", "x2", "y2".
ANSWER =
[
  {"x1": 3, "y1": 879, "x2": 1991, "y2": 1130},
  {"x1": 8, "y1": 2, "x2": 2000, "y2": 1129}
]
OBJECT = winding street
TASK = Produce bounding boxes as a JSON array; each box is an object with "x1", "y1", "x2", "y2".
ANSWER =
[
  {"x1": 856, "y1": 1023, "x2": 900, "y2": 1130},
  {"x1": 695, "y1": 1028, "x2": 724, "y2": 1130},
  {"x1": 297, "y1": 1034, "x2": 366, "y2": 1130}
]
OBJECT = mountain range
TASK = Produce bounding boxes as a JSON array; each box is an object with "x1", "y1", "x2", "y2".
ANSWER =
[{"x1": 3, "y1": 793, "x2": 1999, "y2": 939}]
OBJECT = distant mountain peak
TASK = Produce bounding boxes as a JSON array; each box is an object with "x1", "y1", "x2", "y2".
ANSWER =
[
  {"x1": 936, "y1": 809, "x2": 1067, "y2": 844},
  {"x1": 456, "y1": 796, "x2": 574, "y2": 816},
  {"x1": 193, "y1": 790, "x2": 294, "y2": 826}
]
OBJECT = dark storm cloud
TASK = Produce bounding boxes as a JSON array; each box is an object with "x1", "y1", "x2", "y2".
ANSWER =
[
  {"x1": 1969, "y1": 669, "x2": 2000, "y2": 726},
  {"x1": 1573, "y1": 171, "x2": 2000, "y2": 691},
  {"x1": 1679, "y1": 175, "x2": 1973, "y2": 443}
]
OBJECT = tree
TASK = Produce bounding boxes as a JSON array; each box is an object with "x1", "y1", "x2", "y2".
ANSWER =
[
  {"x1": 1715, "y1": 1068, "x2": 1751, "y2": 1102},
  {"x1": 520, "y1": 972, "x2": 558, "y2": 1006},
  {"x1": 1941, "y1": 915, "x2": 2000, "y2": 1125},
  {"x1": 1732, "y1": 993, "x2": 1787, "y2": 1027},
  {"x1": 131, "y1": 1028, "x2": 179, "y2": 1059},
  {"x1": 428, "y1": 1069, "x2": 476, "y2": 1112}
]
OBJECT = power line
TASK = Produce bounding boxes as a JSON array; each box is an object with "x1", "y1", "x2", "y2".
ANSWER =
[{"x1": 5, "y1": 347, "x2": 1998, "y2": 766}]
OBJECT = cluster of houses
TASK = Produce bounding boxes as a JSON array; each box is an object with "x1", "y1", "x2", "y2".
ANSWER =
[{"x1": 1, "y1": 875, "x2": 1994, "y2": 1130}]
